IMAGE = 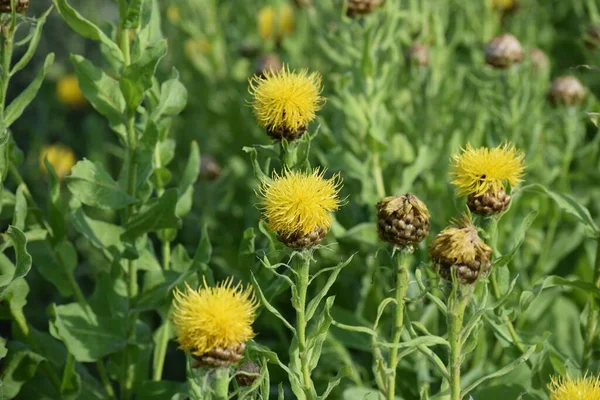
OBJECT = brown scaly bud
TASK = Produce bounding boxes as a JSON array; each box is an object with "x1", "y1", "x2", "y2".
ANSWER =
[
  {"x1": 200, "y1": 154, "x2": 222, "y2": 181},
  {"x1": 484, "y1": 34, "x2": 524, "y2": 69},
  {"x1": 529, "y1": 47, "x2": 549, "y2": 72},
  {"x1": 584, "y1": 25, "x2": 600, "y2": 49},
  {"x1": 294, "y1": 0, "x2": 312, "y2": 7},
  {"x1": 429, "y1": 216, "x2": 493, "y2": 284},
  {"x1": 255, "y1": 53, "x2": 282, "y2": 79},
  {"x1": 548, "y1": 76, "x2": 586, "y2": 106},
  {"x1": 0, "y1": 0, "x2": 28, "y2": 13},
  {"x1": 192, "y1": 343, "x2": 246, "y2": 368},
  {"x1": 406, "y1": 44, "x2": 430, "y2": 67},
  {"x1": 235, "y1": 361, "x2": 260, "y2": 386},
  {"x1": 346, "y1": 0, "x2": 385, "y2": 17},
  {"x1": 277, "y1": 226, "x2": 327, "y2": 250},
  {"x1": 376, "y1": 194, "x2": 430, "y2": 249},
  {"x1": 467, "y1": 186, "x2": 511, "y2": 216}
]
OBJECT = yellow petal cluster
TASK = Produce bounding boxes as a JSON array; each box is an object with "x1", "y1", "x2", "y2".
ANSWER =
[
  {"x1": 249, "y1": 66, "x2": 324, "y2": 135},
  {"x1": 549, "y1": 374, "x2": 600, "y2": 400},
  {"x1": 40, "y1": 144, "x2": 76, "y2": 180},
  {"x1": 259, "y1": 169, "x2": 341, "y2": 237},
  {"x1": 451, "y1": 143, "x2": 524, "y2": 197},
  {"x1": 429, "y1": 215, "x2": 491, "y2": 266},
  {"x1": 172, "y1": 279, "x2": 258, "y2": 356},
  {"x1": 257, "y1": 4, "x2": 294, "y2": 41},
  {"x1": 56, "y1": 74, "x2": 85, "y2": 108}
]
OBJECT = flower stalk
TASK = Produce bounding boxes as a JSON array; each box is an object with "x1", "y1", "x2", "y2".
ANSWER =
[
  {"x1": 447, "y1": 285, "x2": 470, "y2": 400},
  {"x1": 214, "y1": 367, "x2": 230, "y2": 400},
  {"x1": 582, "y1": 236, "x2": 600, "y2": 373},
  {"x1": 294, "y1": 254, "x2": 315, "y2": 396}
]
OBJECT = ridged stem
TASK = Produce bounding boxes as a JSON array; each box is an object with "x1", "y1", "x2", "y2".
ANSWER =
[
  {"x1": 447, "y1": 287, "x2": 469, "y2": 400},
  {"x1": 213, "y1": 367, "x2": 230, "y2": 400},
  {"x1": 295, "y1": 254, "x2": 314, "y2": 397},
  {"x1": 582, "y1": 236, "x2": 600, "y2": 373}
]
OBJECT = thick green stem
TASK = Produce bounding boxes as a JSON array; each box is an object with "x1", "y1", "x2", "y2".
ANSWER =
[
  {"x1": 447, "y1": 288, "x2": 468, "y2": 400},
  {"x1": 214, "y1": 367, "x2": 230, "y2": 400},
  {"x1": 582, "y1": 237, "x2": 600, "y2": 373},
  {"x1": 372, "y1": 152, "x2": 386, "y2": 199},
  {"x1": 386, "y1": 251, "x2": 410, "y2": 400},
  {"x1": 96, "y1": 360, "x2": 116, "y2": 399},
  {"x1": 295, "y1": 255, "x2": 314, "y2": 397},
  {"x1": 60, "y1": 353, "x2": 75, "y2": 393},
  {"x1": 279, "y1": 140, "x2": 298, "y2": 169}
]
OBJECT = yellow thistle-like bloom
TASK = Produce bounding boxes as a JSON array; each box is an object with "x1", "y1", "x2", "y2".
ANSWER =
[
  {"x1": 259, "y1": 169, "x2": 341, "y2": 237},
  {"x1": 549, "y1": 374, "x2": 600, "y2": 400},
  {"x1": 40, "y1": 144, "x2": 76, "y2": 180},
  {"x1": 56, "y1": 74, "x2": 85, "y2": 108},
  {"x1": 249, "y1": 66, "x2": 324, "y2": 140},
  {"x1": 166, "y1": 5, "x2": 180, "y2": 23},
  {"x1": 172, "y1": 279, "x2": 258, "y2": 357},
  {"x1": 257, "y1": 4, "x2": 294, "y2": 41},
  {"x1": 451, "y1": 143, "x2": 525, "y2": 197}
]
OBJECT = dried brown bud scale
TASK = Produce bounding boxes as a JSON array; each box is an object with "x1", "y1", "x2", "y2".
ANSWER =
[
  {"x1": 346, "y1": 0, "x2": 385, "y2": 17},
  {"x1": 376, "y1": 194, "x2": 430, "y2": 248},
  {"x1": 0, "y1": 0, "x2": 28, "y2": 13},
  {"x1": 548, "y1": 76, "x2": 586, "y2": 106},
  {"x1": 255, "y1": 53, "x2": 283, "y2": 79},
  {"x1": 192, "y1": 343, "x2": 246, "y2": 368},
  {"x1": 277, "y1": 226, "x2": 327, "y2": 250},
  {"x1": 484, "y1": 34, "x2": 524, "y2": 69},
  {"x1": 406, "y1": 44, "x2": 429, "y2": 67},
  {"x1": 529, "y1": 48, "x2": 549, "y2": 71},
  {"x1": 467, "y1": 186, "x2": 511, "y2": 216},
  {"x1": 236, "y1": 361, "x2": 261, "y2": 386}
]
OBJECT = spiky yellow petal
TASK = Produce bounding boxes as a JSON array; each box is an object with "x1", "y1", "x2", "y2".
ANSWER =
[
  {"x1": 249, "y1": 66, "x2": 325, "y2": 135},
  {"x1": 172, "y1": 279, "x2": 258, "y2": 356},
  {"x1": 40, "y1": 144, "x2": 76, "y2": 180},
  {"x1": 549, "y1": 374, "x2": 600, "y2": 400},
  {"x1": 451, "y1": 143, "x2": 525, "y2": 197},
  {"x1": 259, "y1": 169, "x2": 341, "y2": 237}
]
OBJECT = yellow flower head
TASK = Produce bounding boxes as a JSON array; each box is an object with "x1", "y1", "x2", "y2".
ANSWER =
[
  {"x1": 451, "y1": 143, "x2": 525, "y2": 197},
  {"x1": 259, "y1": 169, "x2": 341, "y2": 237},
  {"x1": 184, "y1": 37, "x2": 212, "y2": 59},
  {"x1": 40, "y1": 144, "x2": 76, "y2": 180},
  {"x1": 257, "y1": 4, "x2": 294, "y2": 41},
  {"x1": 166, "y1": 5, "x2": 180, "y2": 23},
  {"x1": 56, "y1": 74, "x2": 85, "y2": 108},
  {"x1": 249, "y1": 66, "x2": 324, "y2": 137},
  {"x1": 549, "y1": 374, "x2": 600, "y2": 400},
  {"x1": 172, "y1": 279, "x2": 258, "y2": 356},
  {"x1": 429, "y1": 215, "x2": 491, "y2": 267}
]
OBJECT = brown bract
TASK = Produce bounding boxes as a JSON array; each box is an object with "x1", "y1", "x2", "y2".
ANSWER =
[
  {"x1": 376, "y1": 194, "x2": 430, "y2": 248},
  {"x1": 485, "y1": 34, "x2": 524, "y2": 68}
]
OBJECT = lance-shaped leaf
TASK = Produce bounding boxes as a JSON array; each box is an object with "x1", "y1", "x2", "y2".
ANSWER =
[
  {"x1": 0, "y1": 343, "x2": 44, "y2": 398},
  {"x1": 121, "y1": 188, "x2": 180, "y2": 239},
  {"x1": 152, "y1": 75, "x2": 188, "y2": 120},
  {"x1": 0, "y1": 226, "x2": 32, "y2": 298},
  {"x1": 11, "y1": 6, "x2": 53, "y2": 75}
]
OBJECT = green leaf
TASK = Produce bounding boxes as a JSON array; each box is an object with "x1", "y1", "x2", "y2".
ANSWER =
[
  {"x1": 50, "y1": 303, "x2": 128, "y2": 362},
  {"x1": 123, "y1": 0, "x2": 144, "y2": 29},
  {"x1": 152, "y1": 76, "x2": 188, "y2": 120},
  {"x1": 307, "y1": 296, "x2": 335, "y2": 372},
  {"x1": 0, "y1": 343, "x2": 44, "y2": 398},
  {"x1": 320, "y1": 365, "x2": 352, "y2": 400},
  {"x1": 0, "y1": 226, "x2": 32, "y2": 298},
  {"x1": 67, "y1": 159, "x2": 137, "y2": 210},
  {"x1": 4, "y1": 53, "x2": 54, "y2": 128},
  {"x1": 342, "y1": 387, "x2": 384, "y2": 400},
  {"x1": 120, "y1": 40, "x2": 167, "y2": 112},
  {"x1": 306, "y1": 255, "x2": 353, "y2": 321},
  {"x1": 70, "y1": 206, "x2": 124, "y2": 260},
  {"x1": 12, "y1": 185, "x2": 27, "y2": 231},
  {"x1": 121, "y1": 189, "x2": 180, "y2": 239},
  {"x1": 71, "y1": 55, "x2": 127, "y2": 134},
  {"x1": 52, "y1": 0, "x2": 124, "y2": 65},
  {"x1": 520, "y1": 275, "x2": 600, "y2": 313},
  {"x1": 494, "y1": 210, "x2": 538, "y2": 267},
  {"x1": 136, "y1": 380, "x2": 187, "y2": 400},
  {"x1": 28, "y1": 240, "x2": 76, "y2": 297},
  {"x1": 178, "y1": 141, "x2": 201, "y2": 192},
  {"x1": 521, "y1": 184, "x2": 599, "y2": 236},
  {"x1": 11, "y1": 6, "x2": 53, "y2": 75},
  {"x1": 251, "y1": 272, "x2": 296, "y2": 333}
]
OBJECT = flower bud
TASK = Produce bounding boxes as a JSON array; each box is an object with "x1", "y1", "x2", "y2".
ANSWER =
[
  {"x1": 467, "y1": 186, "x2": 511, "y2": 216},
  {"x1": 548, "y1": 76, "x2": 586, "y2": 106},
  {"x1": 255, "y1": 53, "x2": 282, "y2": 79},
  {"x1": 200, "y1": 154, "x2": 222, "y2": 181},
  {"x1": 376, "y1": 194, "x2": 430, "y2": 249},
  {"x1": 235, "y1": 361, "x2": 261, "y2": 386},
  {"x1": 0, "y1": 0, "x2": 28, "y2": 13},
  {"x1": 278, "y1": 226, "x2": 327, "y2": 250},
  {"x1": 406, "y1": 44, "x2": 429, "y2": 67},
  {"x1": 193, "y1": 343, "x2": 246, "y2": 368},
  {"x1": 429, "y1": 217, "x2": 493, "y2": 284},
  {"x1": 484, "y1": 34, "x2": 524, "y2": 69},
  {"x1": 346, "y1": 0, "x2": 385, "y2": 17},
  {"x1": 529, "y1": 47, "x2": 549, "y2": 71}
]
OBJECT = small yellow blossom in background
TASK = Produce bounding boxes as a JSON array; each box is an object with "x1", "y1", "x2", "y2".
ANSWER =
[
  {"x1": 548, "y1": 374, "x2": 600, "y2": 400},
  {"x1": 451, "y1": 143, "x2": 525, "y2": 197},
  {"x1": 184, "y1": 37, "x2": 212, "y2": 59},
  {"x1": 172, "y1": 279, "x2": 258, "y2": 357},
  {"x1": 40, "y1": 144, "x2": 76, "y2": 179},
  {"x1": 249, "y1": 65, "x2": 324, "y2": 139},
  {"x1": 491, "y1": 0, "x2": 518, "y2": 11},
  {"x1": 259, "y1": 168, "x2": 341, "y2": 237},
  {"x1": 56, "y1": 74, "x2": 85, "y2": 108},
  {"x1": 257, "y1": 3, "x2": 294, "y2": 41},
  {"x1": 166, "y1": 5, "x2": 180, "y2": 23}
]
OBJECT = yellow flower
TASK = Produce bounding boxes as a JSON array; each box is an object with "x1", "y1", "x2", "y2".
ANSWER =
[
  {"x1": 249, "y1": 66, "x2": 324, "y2": 139},
  {"x1": 166, "y1": 5, "x2": 180, "y2": 23},
  {"x1": 259, "y1": 169, "x2": 341, "y2": 237},
  {"x1": 451, "y1": 143, "x2": 524, "y2": 197},
  {"x1": 172, "y1": 279, "x2": 258, "y2": 357},
  {"x1": 40, "y1": 144, "x2": 76, "y2": 179},
  {"x1": 56, "y1": 74, "x2": 85, "y2": 108},
  {"x1": 184, "y1": 37, "x2": 212, "y2": 59},
  {"x1": 257, "y1": 4, "x2": 295, "y2": 41},
  {"x1": 549, "y1": 374, "x2": 600, "y2": 400},
  {"x1": 492, "y1": 0, "x2": 517, "y2": 11}
]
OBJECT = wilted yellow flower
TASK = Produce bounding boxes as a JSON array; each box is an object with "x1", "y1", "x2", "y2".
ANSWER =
[
  {"x1": 259, "y1": 169, "x2": 341, "y2": 242},
  {"x1": 172, "y1": 279, "x2": 258, "y2": 358},
  {"x1": 257, "y1": 4, "x2": 294, "y2": 41},
  {"x1": 56, "y1": 74, "x2": 85, "y2": 108},
  {"x1": 40, "y1": 144, "x2": 76, "y2": 179},
  {"x1": 249, "y1": 66, "x2": 324, "y2": 140},
  {"x1": 451, "y1": 143, "x2": 524, "y2": 197},
  {"x1": 549, "y1": 374, "x2": 600, "y2": 400},
  {"x1": 166, "y1": 5, "x2": 180, "y2": 23}
]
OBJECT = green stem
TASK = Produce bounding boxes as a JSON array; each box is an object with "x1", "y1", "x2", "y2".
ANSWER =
[
  {"x1": 447, "y1": 287, "x2": 469, "y2": 400},
  {"x1": 279, "y1": 140, "x2": 297, "y2": 169},
  {"x1": 152, "y1": 318, "x2": 171, "y2": 381},
  {"x1": 96, "y1": 360, "x2": 116, "y2": 399},
  {"x1": 214, "y1": 367, "x2": 230, "y2": 400},
  {"x1": 386, "y1": 251, "x2": 410, "y2": 400},
  {"x1": 582, "y1": 237, "x2": 600, "y2": 373},
  {"x1": 372, "y1": 152, "x2": 385, "y2": 199},
  {"x1": 162, "y1": 240, "x2": 171, "y2": 271},
  {"x1": 295, "y1": 255, "x2": 314, "y2": 397},
  {"x1": 60, "y1": 353, "x2": 75, "y2": 393},
  {"x1": 0, "y1": 16, "x2": 14, "y2": 120}
]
